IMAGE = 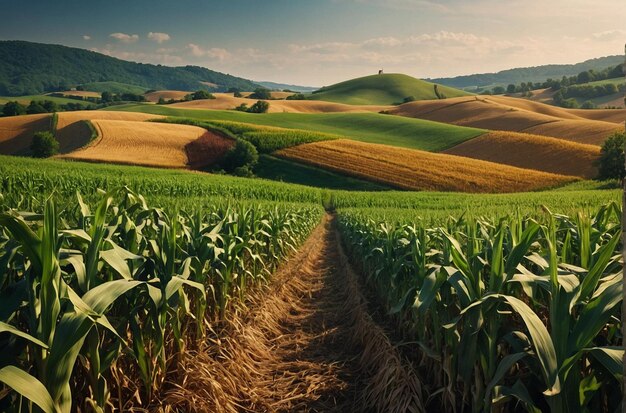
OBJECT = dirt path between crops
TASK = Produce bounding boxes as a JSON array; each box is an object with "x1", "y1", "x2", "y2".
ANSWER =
[{"x1": 164, "y1": 214, "x2": 422, "y2": 413}]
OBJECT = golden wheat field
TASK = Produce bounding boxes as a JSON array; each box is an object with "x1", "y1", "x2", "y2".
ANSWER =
[
  {"x1": 443, "y1": 131, "x2": 600, "y2": 178},
  {"x1": 58, "y1": 119, "x2": 232, "y2": 168},
  {"x1": 275, "y1": 139, "x2": 577, "y2": 193},
  {"x1": 144, "y1": 90, "x2": 192, "y2": 102},
  {"x1": 391, "y1": 96, "x2": 622, "y2": 144},
  {"x1": 54, "y1": 90, "x2": 102, "y2": 98},
  {"x1": 169, "y1": 93, "x2": 391, "y2": 113},
  {"x1": 0, "y1": 113, "x2": 51, "y2": 155}
]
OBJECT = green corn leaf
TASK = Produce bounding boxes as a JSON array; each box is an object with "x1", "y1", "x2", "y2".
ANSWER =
[
  {"x1": 0, "y1": 365, "x2": 58, "y2": 413},
  {"x1": 0, "y1": 321, "x2": 49, "y2": 349}
]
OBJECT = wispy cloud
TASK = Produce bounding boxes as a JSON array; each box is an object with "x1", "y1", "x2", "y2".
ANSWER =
[
  {"x1": 82, "y1": 35, "x2": 91, "y2": 41},
  {"x1": 109, "y1": 32, "x2": 139, "y2": 43},
  {"x1": 186, "y1": 43, "x2": 231, "y2": 61},
  {"x1": 147, "y1": 32, "x2": 170, "y2": 43}
]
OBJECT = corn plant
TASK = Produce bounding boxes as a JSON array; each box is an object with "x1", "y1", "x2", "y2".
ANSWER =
[
  {"x1": 0, "y1": 188, "x2": 322, "y2": 412},
  {"x1": 337, "y1": 202, "x2": 623, "y2": 413}
]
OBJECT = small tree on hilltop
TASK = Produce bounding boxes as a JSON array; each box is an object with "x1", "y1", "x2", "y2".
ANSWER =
[
  {"x1": 31, "y1": 131, "x2": 59, "y2": 158},
  {"x1": 596, "y1": 131, "x2": 625, "y2": 181}
]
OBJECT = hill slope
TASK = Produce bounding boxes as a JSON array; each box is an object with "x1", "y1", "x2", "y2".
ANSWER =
[
  {"x1": 309, "y1": 73, "x2": 471, "y2": 105},
  {"x1": 391, "y1": 96, "x2": 622, "y2": 145},
  {"x1": 443, "y1": 131, "x2": 600, "y2": 178},
  {"x1": 105, "y1": 104, "x2": 485, "y2": 151},
  {"x1": 0, "y1": 40, "x2": 259, "y2": 96},
  {"x1": 431, "y1": 55, "x2": 624, "y2": 88},
  {"x1": 275, "y1": 139, "x2": 577, "y2": 193}
]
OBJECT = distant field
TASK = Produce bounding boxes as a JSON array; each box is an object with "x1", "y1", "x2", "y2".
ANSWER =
[
  {"x1": 255, "y1": 154, "x2": 390, "y2": 191},
  {"x1": 392, "y1": 95, "x2": 622, "y2": 144},
  {"x1": 444, "y1": 131, "x2": 600, "y2": 178},
  {"x1": 275, "y1": 139, "x2": 577, "y2": 193},
  {"x1": 145, "y1": 90, "x2": 190, "y2": 102},
  {"x1": 168, "y1": 93, "x2": 391, "y2": 113},
  {"x1": 309, "y1": 73, "x2": 472, "y2": 105},
  {"x1": 0, "y1": 94, "x2": 94, "y2": 106},
  {"x1": 106, "y1": 104, "x2": 486, "y2": 151},
  {"x1": 58, "y1": 119, "x2": 231, "y2": 169}
]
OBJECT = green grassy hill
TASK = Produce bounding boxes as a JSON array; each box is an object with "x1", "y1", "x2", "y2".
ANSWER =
[
  {"x1": 106, "y1": 104, "x2": 485, "y2": 152},
  {"x1": 308, "y1": 73, "x2": 472, "y2": 105}
]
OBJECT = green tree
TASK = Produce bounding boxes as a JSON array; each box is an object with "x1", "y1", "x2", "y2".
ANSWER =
[
  {"x1": 492, "y1": 86, "x2": 505, "y2": 95},
  {"x1": 3, "y1": 101, "x2": 26, "y2": 116},
  {"x1": 250, "y1": 88, "x2": 271, "y2": 99},
  {"x1": 506, "y1": 84, "x2": 516, "y2": 94},
  {"x1": 247, "y1": 100, "x2": 270, "y2": 113},
  {"x1": 30, "y1": 131, "x2": 59, "y2": 158},
  {"x1": 26, "y1": 101, "x2": 47, "y2": 114},
  {"x1": 596, "y1": 131, "x2": 625, "y2": 180},
  {"x1": 218, "y1": 139, "x2": 259, "y2": 174},
  {"x1": 101, "y1": 91, "x2": 113, "y2": 103},
  {"x1": 581, "y1": 100, "x2": 597, "y2": 109},
  {"x1": 189, "y1": 90, "x2": 215, "y2": 100}
]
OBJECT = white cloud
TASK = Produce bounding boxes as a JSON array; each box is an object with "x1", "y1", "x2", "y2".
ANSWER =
[
  {"x1": 82, "y1": 35, "x2": 91, "y2": 41},
  {"x1": 591, "y1": 29, "x2": 626, "y2": 40},
  {"x1": 186, "y1": 44, "x2": 231, "y2": 61},
  {"x1": 148, "y1": 32, "x2": 170, "y2": 43},
  {"x1": 109, "y1": 32, "x2": 139, "y2": 43}
]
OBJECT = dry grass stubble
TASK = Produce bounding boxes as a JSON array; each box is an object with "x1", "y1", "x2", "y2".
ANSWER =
[{"x1": 163, "y1": 215, "x2": 423, "y2": 413}]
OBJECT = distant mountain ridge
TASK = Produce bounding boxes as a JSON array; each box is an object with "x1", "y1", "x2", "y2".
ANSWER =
[
  {"x1": 256, "y1": 81, "x2": 318, "y2": 93},
  {"x1": 431, "y1": 55, "x2": 624, "y2": 89},
  {"x1": 0, "y1": 40, "x2": 260, "y2": 96}
]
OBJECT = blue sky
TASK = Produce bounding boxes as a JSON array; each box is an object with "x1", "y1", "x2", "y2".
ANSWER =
[{"x1": 1, "y1": 0, "x2": 625, "y2": 86}]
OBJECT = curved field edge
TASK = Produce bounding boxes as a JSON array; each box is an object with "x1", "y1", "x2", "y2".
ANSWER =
[
  {"x1": 255, "y1": 154, "x2": 391, "y2": 191},
  {"x1": 275, "y1": 139, "x2": 579, "y2": 193}
]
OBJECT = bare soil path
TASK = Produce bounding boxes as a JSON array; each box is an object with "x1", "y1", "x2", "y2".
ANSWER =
[{"x1": 164, "y1": 214, "x2": 422, "y2": 413}]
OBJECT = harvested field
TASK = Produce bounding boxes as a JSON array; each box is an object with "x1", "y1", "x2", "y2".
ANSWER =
[
  {"x1": 0, "y1": 113, "x2": 51, "y2": 155},
  {"x1": 240, "y1": 91, "x2": 295, "y2": 99},
  {"x1": 444, "y1": 131, "x2": 600, "y2": 178},
  {"x1": 58, "y1": 119, "x2": 232, "y2": 169},
  {"x1": 391, "y1": 96, "x2": 622, "y2": 144},
  {"x1": 568, "y1": 107, "x2": 626, "y2": 123},
  {"x1": 169, "y1": 93, "x2": 391, "y2": 113},
  {"x1": 144, "y1": 90, "x2": 191, "y2": 102},
  {"x1": 521, "y1": 120, "x2": 621, "y2": 145},
  {"x1": 275, "y1": 139, "x2": 577, "y2": 193},
  {"x1": 166, "y1": 215, "x2": 422, "y2": 413},
  {"x1": 53, "y1": 90, "x2": 101, "y2": 98},
  {"x1": 55, "y1": 111, "x2": 165, "y2": 152}
]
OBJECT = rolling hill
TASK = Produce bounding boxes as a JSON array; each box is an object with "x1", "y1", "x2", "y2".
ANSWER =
[
  {"x1": 443, "y1": 131, "x2": 600, "y2": 178},
  {"x1": 0, "y1": 40, "x2": 259, "y2": 96},
  {"x1": 431, "y1": 55, "x2": 624, "y2": 88},
  {"x1": 309, "y1": 73, "x2": 472, "y2": 105},
  {"x1": 104, "y1": 104, "x2": 485, "y2": 151},
  {"x1": 275, "y1": 139, "x2": 577, "y2": 193},
  {"x1": 391, "y1": 95, "x2": 622, "y2": 145}
]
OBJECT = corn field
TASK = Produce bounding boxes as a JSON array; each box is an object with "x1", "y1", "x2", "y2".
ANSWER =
[
  {"x1": 337, "y1": 203, "x2": 623, "y2": 412},
  {"x1": 0, "y1": 187, "x2": 322, "y2": 412}
]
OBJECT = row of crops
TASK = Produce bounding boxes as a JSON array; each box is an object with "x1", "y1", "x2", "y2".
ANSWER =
[
  {"x1": 0, "y1": 176, "x2": 323, "y2": 412},
  {"x1": 337, "y1": 203, "x2": 623, "y2": 412}
]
